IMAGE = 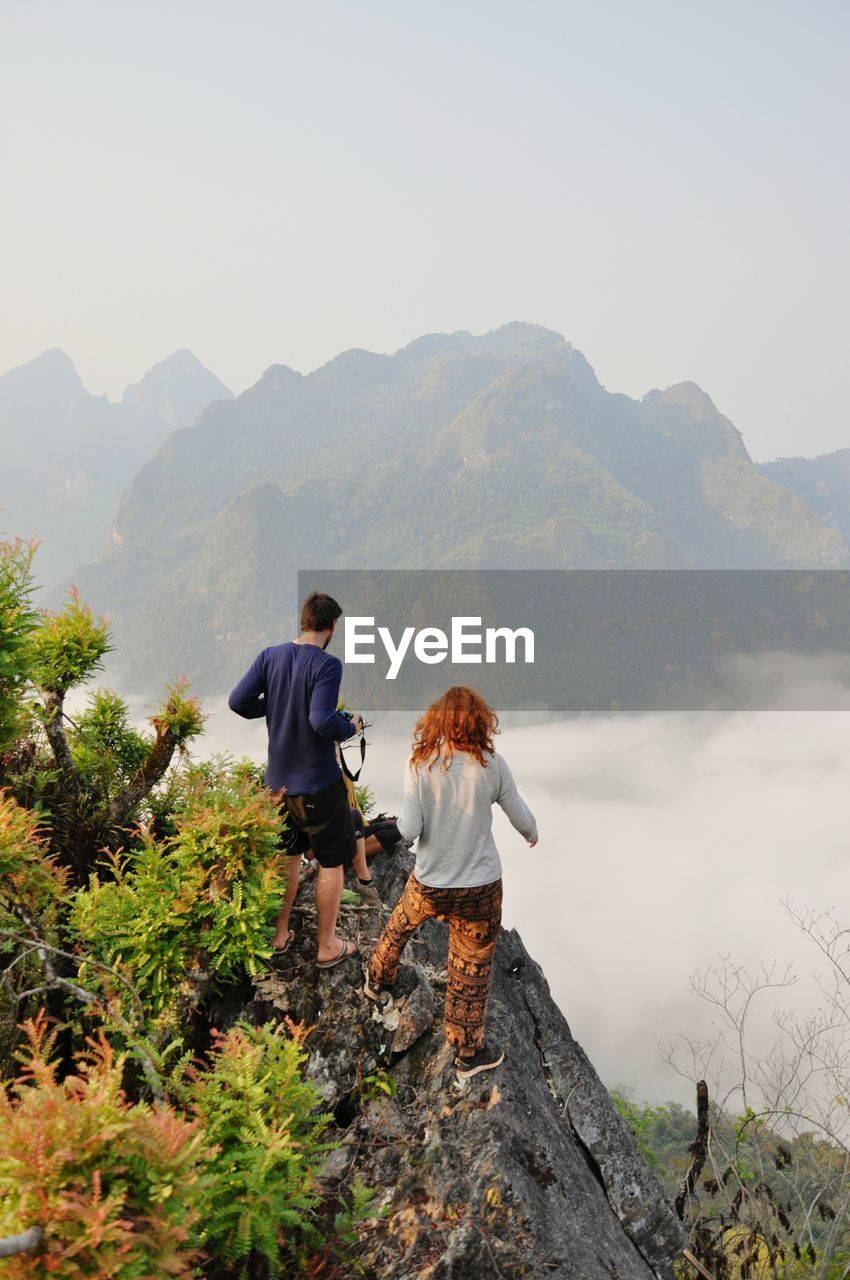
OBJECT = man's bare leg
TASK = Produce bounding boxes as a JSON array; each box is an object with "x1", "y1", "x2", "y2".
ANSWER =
[
  {"x1": 350, "y1": 836, "x2": 381, "y2": 905},
  {"x1": 316, "y1": 863, "x2": 354, "y2": 962},
  {"x1": 271, "y1": 854, "x2": 302, "y2": 949},
  {"x1": 352, "y1": 838, "x2": 373, "y2": 883}
]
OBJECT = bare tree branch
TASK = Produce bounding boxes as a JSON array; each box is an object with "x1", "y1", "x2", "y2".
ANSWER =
[
  {"x1": 676, "y1": 1080, "x2": 710, "y2": 1221},
  {"x1": 106, "y1": 722, "x2": 178, "y2": 828},
  {"x1": 0, "y1": 926, "x2": 161, "y2": 1099},
  {"x1": 681, "y1": 1247, "x2": 718, "y2": 1280},
  {"x1": 0, "y1": 927, "x2": 144, "y2": 1022},
  {"x1": 39, "y1": 691, "x2": 84, "y2": 799}
]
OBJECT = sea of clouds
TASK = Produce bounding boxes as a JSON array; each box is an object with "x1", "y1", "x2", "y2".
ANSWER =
[{"x1": 164, "y1": 684, "x2": 848, "y2": 1111}]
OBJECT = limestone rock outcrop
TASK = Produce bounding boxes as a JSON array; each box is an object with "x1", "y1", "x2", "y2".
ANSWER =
[{"x1": 248, "y1": 847, "x2": 684, "y2": 1279}]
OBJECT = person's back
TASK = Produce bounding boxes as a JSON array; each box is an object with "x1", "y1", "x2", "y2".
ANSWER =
[
  {"x1": 401, "y1": 749, "x2": 536, "y2": 889},
  {"x1": 229, "y1": 640, "x2": 353, "y2": 794}
]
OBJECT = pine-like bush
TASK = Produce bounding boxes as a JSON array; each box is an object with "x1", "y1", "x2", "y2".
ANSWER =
[
  {"x1": 179, "y1": 1021, "x2": 334, "y2": 1274},
  {"x1": 0, "y1": 1012, "x2": 207, "y2": 1278},
  {"x1": 70, "y1": 763, "x2": 287, "y2": 1026},
  {"x1": 0, "y1": 790, "x2": 68, "y2": 929},
  {"x1": 0, "y1": 537, "x2": 38, "y2": 754}
]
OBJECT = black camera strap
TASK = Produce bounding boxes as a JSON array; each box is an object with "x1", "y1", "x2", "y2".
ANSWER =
[{"x1": 340, "y1": 733, "x2": 367, "y2": 782}]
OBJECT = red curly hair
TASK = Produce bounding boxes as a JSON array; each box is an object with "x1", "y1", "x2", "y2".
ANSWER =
[{"x1": 410, "y1": 686, "x2": 499, "y2": 771}]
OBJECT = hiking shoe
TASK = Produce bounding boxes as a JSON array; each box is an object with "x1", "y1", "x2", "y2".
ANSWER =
[
  {"x1": 355, "y1": 878, "x2": 382, "y2": 908},
  {"x1": 363, "y1": 972, "x2": 394, "y2": 1011},
  {"x1": 455, "y1": 1044, "x2": 505, "y2": 1080}
]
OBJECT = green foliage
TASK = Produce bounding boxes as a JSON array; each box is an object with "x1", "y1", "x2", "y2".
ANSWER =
[
  {"x1": 0, "y1": 790, "x2": 67, "y2": 928},
  {"x1": 29, "y1": 589, "x2": 113, "y2": 695},
  {"x1": 0, "y1": 569, "x2": 367, "y2": 1278},
  {"x1": 305, "y1": 1177, "x2": 377, "y2": 1278},
  {"x1": 359, "y1": 1067, "x2": 397, "y2": 1105},
  {"x1": 610, "y1": 1089, "x2": 661, "y2": 1168},
  {"x1": 169, "y1": 760, "x2": 281, "y2": 888},
  {"x1": 0, "y1": 1011, "x2": 206, "y2": 1279},
  {"x1": 63, "y1": 685, "x2": 202, "y2": 809},
  {"x1": 69, "y1": 689, "x2": 150, "y2": 792},
  {"x1": 354, "y1": 782, "x2": 374, "y2": 817},
  {"x1": 613, "y1": 1091, "x2": 850, "y2": 1280},
  {"x1": 177, "y1": 1021, "x2": 334, "y2": 1274},
  {"x1": 70, "y1": 763, "x2": 287, "y2": 1023},
  {"x1": 152, "y1": 679, "x2": 205, "y2": 745},
  {"x1": 0, "y1": 537, "x2": 38, "y2": 753}
]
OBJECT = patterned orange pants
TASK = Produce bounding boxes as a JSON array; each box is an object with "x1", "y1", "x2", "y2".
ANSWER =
[{"x1": 368, "y1": 874, "x2": 503, "y2": 1053}]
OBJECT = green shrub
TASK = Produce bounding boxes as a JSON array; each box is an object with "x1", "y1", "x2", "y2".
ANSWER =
[
  {"x1": 0, "y1": 789, "x2": 67, "y2": 928},
  {"x1": 0, "y1": 1011, "x2": 206, "y2": 1279},
  {"x1": 354, "y1": 782, "x2": 374, "y2": 816},
  {"x1": 178, "y1": 1021, "x2": 334, "y2": 1274},
  {"x1": 0, "y1": 537, "x2": 38, "y2": 753},
  {"x1": 70, "y1": 763, "x2": 287, "y2": 1024},
  {"x1": 29, "y1": 589, "x2": 112, "y2": 696},
  {"x1": 68, "y1": 690, "x2": 150, "y2": 794},
  {"x1": 610, "y1": 1089, "x2": 661, "y2": 1168}
]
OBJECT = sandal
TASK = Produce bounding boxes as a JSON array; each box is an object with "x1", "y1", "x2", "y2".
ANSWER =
[
  {"x1": 264, "y1": 930, "x2": 295, "y2": 970},
  {"x1": 317, "y1": 940, "x2": 360, "y2": 970}
]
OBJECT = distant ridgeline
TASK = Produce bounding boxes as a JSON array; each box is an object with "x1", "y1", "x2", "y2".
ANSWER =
[
  {"x1": 16, "y1": 322, "x2": 850, "y2": 696},
  {"x1": 0, "y1": 348, "x2": 232, "y2": 592}
]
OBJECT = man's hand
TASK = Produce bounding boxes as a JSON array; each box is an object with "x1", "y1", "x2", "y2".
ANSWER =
[{"x1": 351, "y1": 713, "x2": 365, "y2": 733}]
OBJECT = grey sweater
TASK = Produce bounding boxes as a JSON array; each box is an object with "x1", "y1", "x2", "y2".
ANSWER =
[{"x1": 397, "y1": 750, "x2": 538, "y2": 889}]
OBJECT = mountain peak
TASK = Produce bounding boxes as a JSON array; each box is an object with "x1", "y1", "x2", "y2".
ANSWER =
[
  {"x1": 396, "y1": 330, "x2": 476, "y2": 361},
  {"x1": 143, "y1": 348, "x2": 209, "y2": 377},
  {"x1": 492, "y1": 319, "x2": 567, "y2": 343},
  {"x1": 121, "y1": 351, "x2": 232, "y2": 430},
  {"x1": 397, "y1": 324, "x2": 574, "y2": 367},
  {"x1": 0, "y1": 348, "x2": 86, "y2": 397},
  {"x1": 258, "y1": 362, "x2": 302, "y2": 383},
  {"x1": 310, "y1": 347, "x2": 398, "y2": 383},
  {"x1": 476, "y1": 321, "x2": 571, "y2": 359},
  {"x1": 29, "y1": 346, "x2": 78, "y2": 372},
  {"x1": 640, "y1": 381, "x2": 751, "y2": 464},
  {"x1": 656, "y1": 381, "x2": 718, "y2": 413}
]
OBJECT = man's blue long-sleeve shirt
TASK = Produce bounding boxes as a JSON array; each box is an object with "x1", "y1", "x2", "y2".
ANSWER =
[{"x1": 228, "y1": 642, "x2": 356, "y2": 794}]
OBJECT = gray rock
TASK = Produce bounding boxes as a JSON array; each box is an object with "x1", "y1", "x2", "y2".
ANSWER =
[
  {"x1": 391, "y1": 967, "x2": 437, "y2": 1054},
  {"x1": 251, "y1": 848, "x2": 684, "y2": 1278},
  {"x1": 316, "y1": 1144, "x2": 354, "y2": 1187}
]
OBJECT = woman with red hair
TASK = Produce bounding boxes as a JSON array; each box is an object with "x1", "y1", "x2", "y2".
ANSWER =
[{"x1": 365, "y1": 686, "x2": 538, "y2": 1080}]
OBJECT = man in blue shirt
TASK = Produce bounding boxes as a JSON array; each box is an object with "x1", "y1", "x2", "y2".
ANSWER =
[{"x1": 229, "y1": 591, "x2": 364, "y2": 968}]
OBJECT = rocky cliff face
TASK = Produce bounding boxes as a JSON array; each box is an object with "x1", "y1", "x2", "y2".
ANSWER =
[{"x1": 246, "y1": 845, "x2": 684, "y2": 1279}]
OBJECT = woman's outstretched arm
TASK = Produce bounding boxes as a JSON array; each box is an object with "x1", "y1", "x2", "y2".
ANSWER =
[{"x1": 495, "y1": 755, "x2": 538, "y2": 844}]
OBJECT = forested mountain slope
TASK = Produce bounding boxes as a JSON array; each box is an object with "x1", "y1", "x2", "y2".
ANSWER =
[{"x1": 56, "y1": 323, "x2": 850, "y2": 692}]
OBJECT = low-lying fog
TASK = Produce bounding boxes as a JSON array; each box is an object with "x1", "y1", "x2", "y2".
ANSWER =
[{"x1": 169, "y1": 693, "x2": 849, "y2": 1111}]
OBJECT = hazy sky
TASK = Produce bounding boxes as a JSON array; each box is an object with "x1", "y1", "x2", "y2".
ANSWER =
[{"x1": 2, "y1": 0, "x2": 849, "y2": 460}]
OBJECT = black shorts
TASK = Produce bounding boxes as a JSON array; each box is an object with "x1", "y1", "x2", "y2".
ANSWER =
[
  {"x1": 278, "y1": 778, "x2": 356, "y2": 869},
  {"x1": 363, "y1": 816, "x2": 402, "y2": 851}
]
